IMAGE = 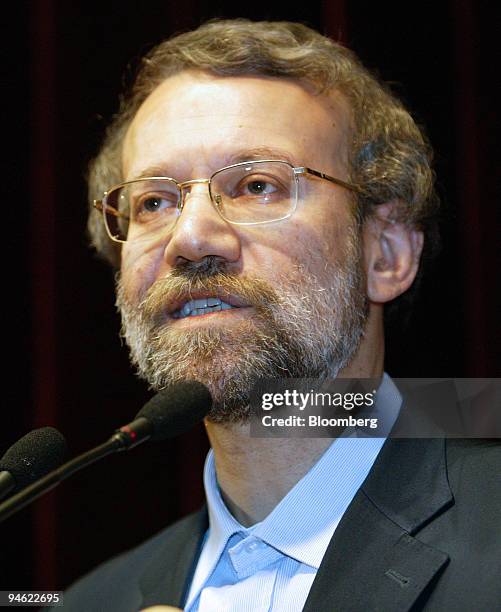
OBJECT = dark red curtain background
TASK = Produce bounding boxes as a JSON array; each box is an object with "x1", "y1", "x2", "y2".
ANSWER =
[{"x1": 2, "y1": 0, "x2": 499, "y2": 594}]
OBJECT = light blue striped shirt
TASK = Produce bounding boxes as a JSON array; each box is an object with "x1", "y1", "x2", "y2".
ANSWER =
[{"x1": 185, "y1": 375, "x2": 400, "y2": 611}]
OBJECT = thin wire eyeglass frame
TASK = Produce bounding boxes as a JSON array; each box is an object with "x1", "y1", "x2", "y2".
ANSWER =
[{"x1": 93, "y1": 159, "x2": 362, "y2": 243}]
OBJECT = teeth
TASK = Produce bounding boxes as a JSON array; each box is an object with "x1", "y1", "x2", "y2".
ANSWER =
[{"x1": 173, "y1": 297, "x2": 236, "y2": 319}]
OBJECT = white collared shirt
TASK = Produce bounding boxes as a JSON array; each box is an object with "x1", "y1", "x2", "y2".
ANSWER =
[{"x1": 185, "y1": 374, "x2": 401, "y2": 611}]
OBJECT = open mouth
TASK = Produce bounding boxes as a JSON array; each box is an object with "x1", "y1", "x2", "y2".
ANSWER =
[{"x1": 172, "y1": 297, "x2": 241, "y2": 319}]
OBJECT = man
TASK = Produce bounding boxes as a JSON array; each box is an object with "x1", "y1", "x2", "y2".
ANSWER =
[{"x1": 63, "y1": 19, "x2": 500, "y2": 611}]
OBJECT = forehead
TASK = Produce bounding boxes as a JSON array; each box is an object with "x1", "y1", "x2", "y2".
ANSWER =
[{"x1": 123, "y1": 71, "x2": 352, "y2": 179}]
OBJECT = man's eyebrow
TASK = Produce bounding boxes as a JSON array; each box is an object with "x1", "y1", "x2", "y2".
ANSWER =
[
  {"x1": 130, "y1": 148, "x2": 299, "y2": 180},
  {"x1": 227, "y1": 147, "x2": 298, "y2": 166},
  {"x1": 132, "y1": 165, "x2": 172, "y2": 179}
]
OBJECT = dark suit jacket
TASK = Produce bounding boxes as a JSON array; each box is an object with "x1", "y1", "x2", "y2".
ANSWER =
[{"x1": 60, "y1": 439, "x2": 501, "y2": 611}]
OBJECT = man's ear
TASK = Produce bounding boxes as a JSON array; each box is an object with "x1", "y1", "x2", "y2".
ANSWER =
[{"x1": 363, "y1": 202, "x2": 424, "y2": 304}]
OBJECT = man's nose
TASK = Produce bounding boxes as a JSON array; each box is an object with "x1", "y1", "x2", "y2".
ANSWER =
[{"x1": 162, "y1": 184, "x2": 241, "y2": 267}]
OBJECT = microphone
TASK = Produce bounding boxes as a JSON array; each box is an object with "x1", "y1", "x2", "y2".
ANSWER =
[
  {"x1": 0, "y1": 381, "x2": 212, "y2": 523},
  {"x1": 112, "y1": 379, "x2": 212, "y2": 448},
  {"x1": 0, "y1": 427, "x2": 68, "y2": 501}
]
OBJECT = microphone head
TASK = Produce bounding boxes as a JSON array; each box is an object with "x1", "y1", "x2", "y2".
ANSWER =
[
  {"x1": 136, "y1": 381, "x2": 212, "y2": 441},
  {"x1": 0, "y1": 427, "x2": 68, "y2": 491}
]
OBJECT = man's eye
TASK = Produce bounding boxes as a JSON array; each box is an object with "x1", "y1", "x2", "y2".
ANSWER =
[
  {"x1": 143, "y1": 196, "x2": 168, "y2": 212},
  {"x1": 133, "y1": 193, "x2": 177, "y2": 216},
  {"x1": 245, "y1": 180, "x2": 276, "y2": 195},
  {"x1": 236, "y1": 176, "x2": 284, "y2": 198}
]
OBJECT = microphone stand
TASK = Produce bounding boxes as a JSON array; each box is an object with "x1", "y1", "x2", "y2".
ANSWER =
[{"x1": 0, "y1": 419, "x2": 150, "y2": 523}]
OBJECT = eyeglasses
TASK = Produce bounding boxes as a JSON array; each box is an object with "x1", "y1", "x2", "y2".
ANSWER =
[{"x1": 94, "y1": 159, "x2": 360, "y2": 243}]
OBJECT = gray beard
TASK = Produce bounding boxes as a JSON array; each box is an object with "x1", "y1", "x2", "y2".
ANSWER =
[{"x1": 116, "y1": 231, "x2": 369, "y2": 423}]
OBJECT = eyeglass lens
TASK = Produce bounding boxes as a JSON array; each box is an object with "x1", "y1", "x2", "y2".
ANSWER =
[{"x1": 103, "y1": 161, "x2": 297, "y2": 241}]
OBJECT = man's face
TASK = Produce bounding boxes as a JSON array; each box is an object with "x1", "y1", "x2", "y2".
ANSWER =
[{"x1": 118, "y1": 71, "x2": 369, "y2": 421}]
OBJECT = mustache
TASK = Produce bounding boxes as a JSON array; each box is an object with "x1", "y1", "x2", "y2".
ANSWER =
[
  {"x1": 132, "y1": 256, "x2": 282, "y2": 321},
  {"x1": 169, "y1": 256, "x2": 232, "y2": 280}
]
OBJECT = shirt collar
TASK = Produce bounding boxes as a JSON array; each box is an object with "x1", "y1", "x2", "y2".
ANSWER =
[{"x1": 203, "y1": 373, "x2": 400, "y2": 569}]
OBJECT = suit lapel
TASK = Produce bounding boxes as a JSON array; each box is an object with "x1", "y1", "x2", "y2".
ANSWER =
[
  {"x1": 304, "y1": 439, "x2": 453, "y2": 612},
  {"x1": 138, "y1": 507, "x2": 208, "y2": 609}
]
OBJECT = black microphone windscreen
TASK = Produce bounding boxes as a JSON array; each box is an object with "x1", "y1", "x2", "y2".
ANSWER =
[
  {"x1": 0, "y1": 427, "x2": 68, "y2": 490},
  {"x1": 136, "y1": 381, "x2": 212, "y2": 441}
]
